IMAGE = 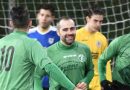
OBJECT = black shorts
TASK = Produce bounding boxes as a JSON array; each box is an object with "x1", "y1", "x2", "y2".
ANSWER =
[{"x1": 111, "y1": 80, "x2": 130, "y2": 90}]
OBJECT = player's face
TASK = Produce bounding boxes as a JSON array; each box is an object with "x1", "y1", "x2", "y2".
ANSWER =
[
  {"x1": 58, "y1": 19, "x2": 76, "y2": 45},
  {"x1": 86, "y1": 14, "x2": 103, "y2": 32},
  {"x1": 37, "y1": 9, "x2": 54, "y2": 29}
]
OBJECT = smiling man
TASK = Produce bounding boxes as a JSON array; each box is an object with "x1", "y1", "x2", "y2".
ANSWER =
[{"x1": 46, "y1": 16, "x2": 94, "y2": 90}]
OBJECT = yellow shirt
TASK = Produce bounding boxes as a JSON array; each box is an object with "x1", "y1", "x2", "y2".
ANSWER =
[{"x1": 76, "y1": 27, "x2": 111, "y2": 79}]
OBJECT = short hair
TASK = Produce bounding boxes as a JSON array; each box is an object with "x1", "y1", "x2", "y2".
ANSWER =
[
  {"x1": 85, "y1": 5, "x2": 105, "y2": 17},
  {"x1": 10, "y1": 6, "x2": 30, "y2": 28},
  {"x1": 56, "y1": 16, "x2": 74, "y2": 30},
  {"x1": 37, "y1": 3, "x2": 55, "y2": 16}
]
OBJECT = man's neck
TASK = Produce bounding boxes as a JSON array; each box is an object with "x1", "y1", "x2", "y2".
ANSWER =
[
  {"x1": 85, "y1": 25, "x2": 96, "y2": 34},
  {"x1": 39, "y1": 25, "x2": 50, "y2": 33},
  {"x1": 61, "y1": 40, "x2": 72, "y2": 47},
  {"x1": 15, "y1": 28, "x2": 27, "y2": 32}
]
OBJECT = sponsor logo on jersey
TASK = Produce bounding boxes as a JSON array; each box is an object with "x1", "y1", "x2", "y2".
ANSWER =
[
  {"x1": 96, "y1": 41, "x2": 102, "y2": 48},
  {"x1": 48, "y1": 38, "x2": 54, "y2": 44},
  {"x1": 78, "y1": 54, "x2": 85, "y2": 62},
  {"x1": 63, "y1": 54, "x2": 85, "y2": 62},
  {"x1": 63, "y1": 54, "x2": 76, "y2": 58}
]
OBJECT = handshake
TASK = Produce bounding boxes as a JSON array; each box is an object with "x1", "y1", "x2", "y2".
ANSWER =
[{"x1": 74, "y1": 82, "x2": 87, "y2": 90}]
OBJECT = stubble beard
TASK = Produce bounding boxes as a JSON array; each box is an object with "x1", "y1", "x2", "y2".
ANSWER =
[{"x1": 64, "y1": 34, "x2": 75, "y2": 45}]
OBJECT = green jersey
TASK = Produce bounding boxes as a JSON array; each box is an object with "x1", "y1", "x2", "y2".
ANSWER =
[
  {"x1": 0, "y1": 30, "x2": 51, "y2": 90},
  {"x1": 47, "y1": 41, "x2": 94, "y2": 90},
  {"x1": 98, "y1": 34, "x2": 130, "y2": 86},
  {"x1": 0, "y1": 30, "x2": 75, "y2": 90}
]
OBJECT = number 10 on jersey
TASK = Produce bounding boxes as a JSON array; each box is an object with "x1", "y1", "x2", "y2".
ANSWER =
[{"x1": 0, "y1": 46, "x2": 14, "y2": 71}]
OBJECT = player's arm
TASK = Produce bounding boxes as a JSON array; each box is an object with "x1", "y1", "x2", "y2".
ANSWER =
[
  {"x1": 34, "y1": 66, "x2": 46, "y2": 90},
  {"x1": 44, "y1": 63, "x2": 76, "y2": 90},
  {"x1": 102, "y1": 37, "x2": 112, "y2": 81},
  {"x1": 98, "y1": 38, "x2": 119, "y2": 81},
  {"x1": 98, "y1": 38, "x2": 120, "y2": 89},
  {"x1": 80, "y1": 47, "x2": 94, "y2": 86}
]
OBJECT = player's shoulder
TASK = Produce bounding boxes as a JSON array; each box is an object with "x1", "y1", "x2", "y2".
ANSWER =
[
  {"x1": 96, "y1": 32, "x2": 105, "y2": 37},
  {"x1": 18, "y1": 32, "x2": 38, "y2": 44},
  {"x1": 76, "y1": 27, "x2": 85, "y2": 37},
  {"x1": 47, "y1": 42, "x2": 58, "y2": 51},
  {"x1": 114, "y1": 33, "x2": 130, "y2": 42},
  {"x1": 0, "y1": 34, "x2": 10, "y2": 43},
  {"x1": 120, "y1": 33, "x2": 130, "y2": 38},
  {"x1": 76, "y1": 27, "x2": 84, "y2": 33},
  {"x1": 108, "y1": 34, "x2": 128, "y2": 49},
  {"x1": 96, "y1": 32, "x2": 107, "y2": 40},
  {"x1": 24, "y1": 37, "x2": 43, "y2": 50},
  {"x1": 48, "y1": 26, "x2": 58, "y2": 35},
  {"x1": 76, "y1": 41, "x2": 90, "y2": 50},
  {"x1": 23, "y1": 35, "x2": 37, "y2": 43},
  {"x1": 28, "y1": 26, "x2": 38, "y2": 34},
  {"x1": 49, "y1": 26, "x2": 57, "y2": 32}
]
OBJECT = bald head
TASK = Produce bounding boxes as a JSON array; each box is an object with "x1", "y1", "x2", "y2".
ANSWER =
[{"x1": 57, "y1": 17, "x2": 75, "y2": 30}]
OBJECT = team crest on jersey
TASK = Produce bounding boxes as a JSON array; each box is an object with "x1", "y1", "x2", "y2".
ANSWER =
[
  {"x1": 78, "y1": 54, "x2": 85, "y2": 62},
  {"x1": 48, "y1": 38, "x2": 54, "y2": 44},
  {"x1": 96, "y1": 41, "x2": 102, "y2": 48}
]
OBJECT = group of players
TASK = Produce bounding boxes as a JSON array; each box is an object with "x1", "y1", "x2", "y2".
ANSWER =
[{"x1": 0, "y1": 3, "x2": 130, "y2": 90}]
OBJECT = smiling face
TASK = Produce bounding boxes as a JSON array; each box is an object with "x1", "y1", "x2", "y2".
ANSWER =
[
  {"x1": 86, "y1": 14, "x2": 104, "y2": 32},
  {"x1": 57, "y1": 19, "x2": 76, "y2": 45},
  {"x1": 37, "y1": 9, "x2": 54, "y2": 29}
]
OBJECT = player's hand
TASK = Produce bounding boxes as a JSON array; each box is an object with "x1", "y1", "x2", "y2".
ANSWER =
[
  {"x1": 76, "y1": 82, "x2": 87, "y2": 90},
  {"x1": 74, "y1": 87, "x2": 83, "y2": 90},
  {"x1": 101, "y1": 80, "x2": 112, "y2": 90}
]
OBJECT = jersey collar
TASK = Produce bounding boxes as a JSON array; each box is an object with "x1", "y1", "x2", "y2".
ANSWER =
[
  {"x1": 57, "y1": 41, "x2": 76, "y2": 50},
  {"x1": 14, "y1": 29, "x2": 27, "y2": 35}
]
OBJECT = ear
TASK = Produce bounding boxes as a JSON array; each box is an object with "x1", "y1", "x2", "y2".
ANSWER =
[
  {"x1": 28, "y1": 19, "x2": 32, "y2": 27},
  {"x1": 36, "y1": 13, "x2": 39, "y2": 20},
  {"x1": 9, "y1": 20, "x2": 15, "y2": 30},
  {"x1": 56, "y1": 30, "x2": 60, "y2": 37},
  {"x1": 9, "y1": 20, "x2": 14, "y2": 28},
  {"x1": 86, "y1": 16, "x2": 90, "y2": 22}
]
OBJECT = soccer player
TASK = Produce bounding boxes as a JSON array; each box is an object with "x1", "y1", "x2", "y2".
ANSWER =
[
  {"x1": 76, "y1": 6, "x2": 112, "y2": 90},
  {"x1": 28, "y1": 4, "x2": 60, "y2": 90},
  {"x1": 0, "y1": 6, "x2": 82, "y2": 90},
  {"x1": 98, "y1": 34, "x2": 130, "y2": 90},
  {"x1": 28, "y1": 3, "x2": 59, "y2": 47},
  {"x1": 46, "y1": 16, "x2": 94, "y2": 90}
]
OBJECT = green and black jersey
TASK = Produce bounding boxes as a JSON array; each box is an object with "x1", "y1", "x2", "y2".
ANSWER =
[
  {"x1": 98, "y1": 33, "x2": 130, "y2": 86},
  {"x1": 47, "y1": 41, "x2": 94, "y2": 90}
]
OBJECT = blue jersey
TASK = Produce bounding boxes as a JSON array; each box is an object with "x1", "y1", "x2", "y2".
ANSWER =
[{"x1": 28, "y1": 26, "x2": 60, "y2": 47}]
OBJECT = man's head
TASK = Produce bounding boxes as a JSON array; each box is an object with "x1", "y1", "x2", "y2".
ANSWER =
[
  {"x1": 37, "y1": 4, "x2": 55, "y2": 29},
  {"x1": 85, "y1": 6, "x2": 105, "y2": 32},
  {"x1": 57, "y1": 16, "x2": 76, "y2": 46},
  {"x1": 10, "y1": 6, "x2": 31, "y2": 29}
]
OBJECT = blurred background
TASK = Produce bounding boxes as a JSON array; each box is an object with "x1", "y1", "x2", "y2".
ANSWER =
[{"x1": 0, "y1": 0, "x2": 130, "y2": 42}]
